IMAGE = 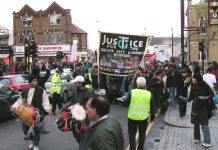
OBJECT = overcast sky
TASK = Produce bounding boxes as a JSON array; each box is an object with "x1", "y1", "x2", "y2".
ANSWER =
[{"x1": 0, "y1": 0, "x2": 200, "y2": 50}]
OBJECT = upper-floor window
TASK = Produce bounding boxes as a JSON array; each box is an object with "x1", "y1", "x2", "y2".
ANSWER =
[
  {"x1": 22, "y1": 16, "x2": 32, "y2": 27},
  {"x1": 19, "y1": 34, "x2": 34, "y2": 44},
  {"x1": 50, "y1": 14, "x2": 61, "y2": 25},
  {"x1": 81, "y1": 37, "x2": 87, "y2": 48},
  {"x1": 44, "y1": 34, "x2": 51, "y2": 44},
  {"x1": 51, "y1": 33, "x2": 58, "y2": 43},
  {"x1": 44, "y1": 33, "x2": 62, "y2": 44},
  {"x1": 58, "y1": 34, "x2": 63, "y2": 43}
]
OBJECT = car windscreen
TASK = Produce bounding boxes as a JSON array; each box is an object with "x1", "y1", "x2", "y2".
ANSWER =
[
  {"x1": 13, "y1": 76, "x2": 26, "y2": 84},
  {"x1": 0, "y1": 78, "x2": 11, "y2": 85}
]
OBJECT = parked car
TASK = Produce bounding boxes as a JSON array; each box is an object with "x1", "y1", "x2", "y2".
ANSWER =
[
  {"x1": 0, "y1": 82, "x2": 20, "y2": 119},
  {"x1": 0, "y1": 74, "x2": 29, "y2": 92},
  {"x1": 40, "y1": 69, "x2": 75, "y2": 103}
]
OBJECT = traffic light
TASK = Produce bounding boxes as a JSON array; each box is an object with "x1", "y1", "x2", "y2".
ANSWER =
[
  {"x1": 199, "y1": 41, "x2": 204, "y2": 52},
  {"x1": 9, "y1": 46, "x2": 14, "y2": 57},
  {"x1": 24, "y1": 39, "x2": 30, "y2": 57},
  {"x1": 31, "y1": 40, "x2": 38, "y2": 58}
]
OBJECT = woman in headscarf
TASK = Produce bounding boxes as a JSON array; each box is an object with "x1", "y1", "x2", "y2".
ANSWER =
[{"x1": 187, "y1": 74, "x2": 215, "y2": 148}]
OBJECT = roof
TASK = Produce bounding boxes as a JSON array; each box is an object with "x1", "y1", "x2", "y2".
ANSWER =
[
  {"x1": 71, "y1": 23, "x2": 87, "y2": 34},
  {"x1": 150, "y1": 37, "x2": 181, "y2": 45},
  {"x1": 45, "y1": 1, "x2": 66, "y2": 15},
  {"x1": 17, "y1": 4, "x2": 38, "y2": 17}
]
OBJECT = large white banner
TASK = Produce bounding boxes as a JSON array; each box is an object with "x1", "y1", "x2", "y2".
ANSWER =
[{"x1": 68, "y1": 44, "x2": 77, "y2": 62}]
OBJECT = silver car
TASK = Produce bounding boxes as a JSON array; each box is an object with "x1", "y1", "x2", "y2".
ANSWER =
[{"x1": 40, "y1": 69, "x2": 75, "y2": 103}]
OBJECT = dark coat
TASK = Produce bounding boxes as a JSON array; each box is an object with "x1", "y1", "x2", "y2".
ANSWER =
[
  {"x1": 166, "y1": 70, "x2": 179, "y2": 87},
  {"x1": 85, "y1": 116, "x2": 124, "y2": 150},
  {"x1": 188, "y1": 83, "x2": 214, "y2": 125}
]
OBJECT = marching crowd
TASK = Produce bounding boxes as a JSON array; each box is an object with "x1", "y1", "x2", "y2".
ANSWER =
[{"x1": 6, "y1": 58, "x2": 218, "y2": 150}]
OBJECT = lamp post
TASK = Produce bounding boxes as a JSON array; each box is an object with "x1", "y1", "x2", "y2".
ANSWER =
[
  {"x1": 171, "y1": 28, "x2": 174, "y2": 61},
  {"x1": 180, "y1": 0, "x2": 185, "y2": 67}
]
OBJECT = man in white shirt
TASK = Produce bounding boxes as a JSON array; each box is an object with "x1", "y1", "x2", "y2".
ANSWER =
[
  {"x1": 203, "y1": 67, "x2": 217, "y2": 93},
  {"x1": 10, "y1": 75, "x2": 52, "y2": 150}
]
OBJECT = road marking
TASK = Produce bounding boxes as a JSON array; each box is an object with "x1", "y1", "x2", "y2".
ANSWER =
[{"x1": 126, "y1": 108, "x2": 161, "y2": 150}]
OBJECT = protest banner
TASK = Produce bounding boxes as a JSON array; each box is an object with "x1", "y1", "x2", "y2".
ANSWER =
[{"x1": 98, "y1": 32, "x2": 148, "y2": 76}]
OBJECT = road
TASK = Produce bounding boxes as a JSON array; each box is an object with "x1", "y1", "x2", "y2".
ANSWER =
[{"x1": 0, "y1": 103, "x2": 167, "y2": 150}]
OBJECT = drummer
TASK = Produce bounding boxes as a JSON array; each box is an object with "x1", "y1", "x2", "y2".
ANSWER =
[
  {"x1": 10, "y1": 75, "x2": 52, "y2": 150},
  {"x1": 67, "y1": 75, "x2": 95, "y2": 150}
]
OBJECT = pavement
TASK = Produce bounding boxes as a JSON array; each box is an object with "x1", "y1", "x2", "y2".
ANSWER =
[{"x1": 158, "y1": 102, "x2": 218, "y2": 150}]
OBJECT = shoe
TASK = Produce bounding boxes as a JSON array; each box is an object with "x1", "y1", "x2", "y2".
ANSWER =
[
  {"x1": 28, "y1": 141, "x2": 33, "y2": 149},
  {"x1": 202, "y1": 143, "x2": 212, "y2": 148},
  {"x1": 33, "y1": 146, "x2": 39, "y2": 150},
  {"x1": 116, "y1": 97, "x2": 124, "y2": 101},
  {"x1": 194, "y1": 139, "x2": 200, "y2": 144},
  {"x1": 40, "y1": 129, "x2": 50, "y2": 134}
]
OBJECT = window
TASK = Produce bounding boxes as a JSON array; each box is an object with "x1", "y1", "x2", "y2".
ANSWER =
[
  {"x1": 81, "y1": 37, "x2": 87, "y2": 48},
  {"x1": 44, "y1": 34, "x2": 51, "y2": 44},
  {"x1": 58, "y1": 34, "x2": 63, "y2": 43},
  {"x1": 0, "y1": 78, "x2": 11, "y2": 85},
  {"x1": 19, "y1": 35, "x2": 35, "y2": 44},
  {"x1": 22, "y1": 17, "x2": 32, "y2": 27},
  {"x1": 51, "y1": 33, "x2": 58, "y2": 44},
  {"x1": 0, "y1": 82, "x2": 12, "y2": 96},
  {"x1": 21, "y1": 75, "x2": 29, "y2": 83},
  {"x1": 14, "y1": 76, "x2": 25, "y2": 84},
  {"x1": 50, "y1": 14, "x2": 61, "y2": 25},
  {"x1": 44, "y1": 33, "x2": 63, "y2": 44}
]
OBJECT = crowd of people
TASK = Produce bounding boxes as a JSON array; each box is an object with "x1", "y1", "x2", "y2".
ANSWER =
[{"x1": 6, "y1": 58, "x2": 218, "y2": 150}]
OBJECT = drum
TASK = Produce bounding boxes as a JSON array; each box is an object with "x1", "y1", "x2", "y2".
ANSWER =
[
  {"x1": 15, "y1": 103, "x2": 35, "y2": 126},
  {"x1": 56, "y1": 103, "x2": 87, "y2": 133}
]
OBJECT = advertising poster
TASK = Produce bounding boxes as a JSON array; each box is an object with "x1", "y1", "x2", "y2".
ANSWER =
[{"x1": 98, "y1": 32, "x2": 147, "y2": 76}]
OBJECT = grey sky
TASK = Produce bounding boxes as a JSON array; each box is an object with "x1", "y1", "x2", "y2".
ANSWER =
[{"x1": 0, "y1": 0, "x2": 200, "y2": 50}]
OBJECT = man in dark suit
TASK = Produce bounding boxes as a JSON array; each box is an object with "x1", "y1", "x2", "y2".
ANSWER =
[{"x1": 85, "y1": 96, "x2": 124, "y2": 150}]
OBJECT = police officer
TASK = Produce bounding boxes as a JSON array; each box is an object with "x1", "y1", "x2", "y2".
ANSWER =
[
  {"x1": 124, "y1": 77, "x2": 155, "y2": 150},
  {"x1": 85, "y1": 65, "x2": 99, "y2": 90},
  {"x1": 51, "y1": 67, "x2": 63, "y2": 114}
]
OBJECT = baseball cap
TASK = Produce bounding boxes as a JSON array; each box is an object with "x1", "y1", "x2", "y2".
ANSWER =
[{"x1": 72, "y1": 76, "x2": 85, "y2": 83}]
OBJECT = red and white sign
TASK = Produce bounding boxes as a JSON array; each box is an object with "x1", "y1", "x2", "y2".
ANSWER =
[
  {"x1": 15, "y1": 44, "x2": 71, "y2": 53},
  {"x1": 38, "y1": 44, "x2": 70, "y2": 52}
]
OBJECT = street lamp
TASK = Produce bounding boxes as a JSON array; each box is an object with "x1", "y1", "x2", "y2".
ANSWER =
[
  {"x1": 180, "y1": 0, "x2": 185, "y2": 67},
  {"x1": 171, "y1": 28, "x2": 174, "y2": 60}
]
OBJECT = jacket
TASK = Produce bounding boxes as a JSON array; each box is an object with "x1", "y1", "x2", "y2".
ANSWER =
[
  {"x1": 85, "y1": 116, "x2": 124, "y2": 150},
  {"x1": 128, "y1": 89, "x2": 151, "y2": 120},
  {"x1": 188, "y1": 83, "x2": 214, "y2": 125},
  {"x1": 51, "y1": 73, "x2": 62, "y2": 94}
]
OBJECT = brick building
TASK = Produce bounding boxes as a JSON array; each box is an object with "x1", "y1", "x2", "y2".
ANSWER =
[
  {"x1": 13, "y1": 1, "x2": 88, "y2": 61},
  {"x1": 186, "y1": 0, "x2": 218, "y2": 63},
  {"x1": 0, "y1": 25, "x2": 13, "y2": 63}
]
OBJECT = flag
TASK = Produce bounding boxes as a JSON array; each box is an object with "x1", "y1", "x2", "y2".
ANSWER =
[
  {"x1": 68, "y1": 44, "x2": 77, "y2": 62},
  {"x1": 71, "y1": 44, "x2": 77, "y2": 61},
  {"x1": 144, "y1": 52, "x2": 156, "y2": 62}
]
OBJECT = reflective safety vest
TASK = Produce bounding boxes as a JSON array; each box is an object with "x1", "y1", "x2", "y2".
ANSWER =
[
  {"x1": 51, "y1": 73, "x2": 63, "y2": 94},
  {"x1": 128, "y1": 89, "x2": 151, "y2": 120},
  {"x1": 85, "y1": 73, "x2": 93, "y2": 88}
]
